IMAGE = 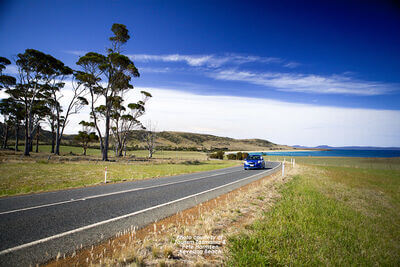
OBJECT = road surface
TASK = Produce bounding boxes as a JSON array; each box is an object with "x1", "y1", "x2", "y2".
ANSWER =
[{"x1": 0, "y1": 161, "x2": 281, "y2": 266}]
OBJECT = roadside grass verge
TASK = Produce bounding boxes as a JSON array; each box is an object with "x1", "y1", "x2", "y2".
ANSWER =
[
  {"x1": 266, "y1": 155, "x2": 400, "y2": 170},
  {"x1": 0, "y1": 160, "x2": 237, "y2": 197},
  {"x1": 227, "y1": 160, "x2": 400, "y2": 266}
]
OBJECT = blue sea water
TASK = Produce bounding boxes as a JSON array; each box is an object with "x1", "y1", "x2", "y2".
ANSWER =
[{"x1": 256, "y1": 150, "x2": 400, "y2": 158}]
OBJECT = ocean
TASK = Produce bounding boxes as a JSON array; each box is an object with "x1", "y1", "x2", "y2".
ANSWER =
[{"x1": 258, "y1": 149, "x2": 400, "y2": 158}]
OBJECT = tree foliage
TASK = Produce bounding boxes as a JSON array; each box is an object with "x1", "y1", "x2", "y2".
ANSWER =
[
  {"x1": 76, "y1": 23, "x2": 148, "y2": 161},
  {"x1": 74, "y1": 121, "x2": 98, "y2": 156},
  {"x1": 3, "y1": 49, "x2": 73, "y2": 155}
]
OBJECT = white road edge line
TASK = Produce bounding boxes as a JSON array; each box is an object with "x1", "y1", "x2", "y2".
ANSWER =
[
  {"x1": 0, "y1": 169, "x2": 241, "y2": 215},
  {"x1": 0, "y1": 163, "x2": 280, "y2": 256}
]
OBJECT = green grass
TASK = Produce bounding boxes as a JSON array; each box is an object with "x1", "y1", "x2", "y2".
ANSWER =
[
  {"x1": 227, "y1": 158, "x2": 400, "y2": 266},
  {"x1": 20, "y1": 145, "x2": 209, "y2": 160},
  {"x1": 0, "y1": 160, "x2": 237, "y2": 197},
  {"x1": 266, "y1": 155, "x2": 400, "y2": 170}
]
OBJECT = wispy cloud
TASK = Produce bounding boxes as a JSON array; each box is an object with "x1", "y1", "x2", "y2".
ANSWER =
[
  {"x1": 284, "y1": 61, "x2": 301, "y2": 68},
  {"x1": 209, "y1": 69, "x2": 396, "y2": 96},
  {"x1": 63, "y1": 50, "x2": 87, "y2": 56},
  {"x1": 129, "y1": 53, "x2": 283, "y2": 68}
]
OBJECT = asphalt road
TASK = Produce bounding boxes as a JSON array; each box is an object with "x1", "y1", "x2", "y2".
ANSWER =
[{"x1": 0, "y1": 161, "x2": 281, "y2": 266}]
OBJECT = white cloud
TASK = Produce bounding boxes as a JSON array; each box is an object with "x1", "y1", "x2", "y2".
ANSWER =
[
  {"x1": 210, "y1": 69, "x2": 396, "y2": 96},
  {"x1": 2, "y1": 85, "x2": 399, "y2": 147},
  {"x1": 130, "y1": 53, "x2": 396, "y2": 96},
  {"x1": 284, "y1": 62, "x2": 301, "y2": 68},
  {"x1": 136, "y1": 87, "x2": 400, "y2": 147},
  {"x1": 63, "y1": 50, "x2": 87, "y2": 56},
  {"x1": 130, "y1": 53, "x2": 282, "y2": 68}
]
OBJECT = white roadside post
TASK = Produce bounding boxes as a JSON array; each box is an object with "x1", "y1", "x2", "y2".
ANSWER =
[
  {"x1": 282, "y1": 160, "x2": 285, "y2": 177},
  {"x1": 105, "y1": 167, "x2": 107, "y2": 183}
]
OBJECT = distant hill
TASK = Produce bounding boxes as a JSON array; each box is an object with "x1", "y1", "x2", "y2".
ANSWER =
[
  {"x1": 127, "y1": 130, "x2": 292, "y2": 151},
  {"x1": 0, "y1": 122, "x2": 291, "y2": 151}
]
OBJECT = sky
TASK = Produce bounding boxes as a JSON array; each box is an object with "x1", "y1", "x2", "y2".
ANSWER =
[{"x1": 1, "y1": 0, "x2": 400, "y2": 147}]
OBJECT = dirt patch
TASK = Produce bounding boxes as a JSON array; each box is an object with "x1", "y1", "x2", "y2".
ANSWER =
[{"x1": 44, "y1": 164, "x2": 297, "y2": 266}]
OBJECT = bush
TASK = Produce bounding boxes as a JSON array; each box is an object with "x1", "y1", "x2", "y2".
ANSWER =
[
  {"x1": 233, "y1": 152, "x2": 248, "y2": 160},
  {"x1": 209, "y1": 150, "x2": 225, "y2": 159},
  {"x1": 227, "y1": 154, "x2": 237, "y2": 160}
]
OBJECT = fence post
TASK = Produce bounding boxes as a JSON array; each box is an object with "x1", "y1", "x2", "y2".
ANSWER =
[{"x1": 105, "y1": 167, "x2": 107, "y2": 183}]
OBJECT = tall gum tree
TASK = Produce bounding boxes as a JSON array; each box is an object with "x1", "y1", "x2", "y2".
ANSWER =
[
  {"x1": 76, "y1": 24, "x2": 143, "y2": 161},
  {"x1": 5, "y1": 49, "x2": 73, "y2": 156}
]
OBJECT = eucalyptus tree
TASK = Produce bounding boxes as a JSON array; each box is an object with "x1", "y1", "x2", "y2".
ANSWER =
[
  {"x1": 0, "y1": 57, "x2": 16, "y2": 90},
  {"x1": 0, "y1": 97, "x2": 24, "y2": 150},
  {"x1": 142, "y1": 121, "x2": 157, "y2": 159},
  {"x1": 0, "y1": 57, "x2": 17, "y2": 149},
  {"x1": 0, "y1": 98, "x2": 13, "y2": 148},
  {"x1": 10, "y1": 99, "x2": 25, "y2": 151},
  {"x1": 40, "y1": 60, "x2": 72, "y2": 155},
  {"x1": 43, "y1": 67, "x2": 88, "y2": 155},
  {"x1": 74, "y1": 120, "x2": 98, "y2": 156},
  {"x1": 4, "y1": 49, "x2": 54, "y2": 155},
  {"x1": 76, "y1": 24, "x2": 141, "y2": 161},
  {"x1": 4, "y1": 49, "x2": 77, "y2": 156},
  {"x1": 31, "y1": 100, "x2": 51, "y2": 152},
  {"x1": 110, "y1": 90, "x2": 152, "y2": 157}
]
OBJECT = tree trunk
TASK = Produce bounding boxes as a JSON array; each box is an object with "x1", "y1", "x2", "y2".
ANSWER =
[
  {"x1": 55, "y1": 119, "x2": 61, "y2": 155},
  {"x1": 83, "y1": 144, "x2": 87, "y2": 156},
  {"x1": 2, "y1": 124, "x2": 9, "y2": 149},
  {"x1": 35, "y1": 126, "x2": 40, "y2": 153},
  {"x1": 15, "y1": 124, "x2": 19, "y2": 152},
  {"x1": 51, "y1": 125, "x2": 55, "y2": 154},
  {"x1": 29, "y1": 137, "x2": 33, "y2": 152},
  {"x1": 24, "y1": 116, "x2": 30, "y2": 156},
  {"x1": 103, "y1": 115, "x2": 110, "y2": 161}
]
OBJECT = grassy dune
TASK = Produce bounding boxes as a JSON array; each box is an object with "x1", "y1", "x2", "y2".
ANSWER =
[{"x1": 227, "y1": 158, "x2": 400, "y2": 266}]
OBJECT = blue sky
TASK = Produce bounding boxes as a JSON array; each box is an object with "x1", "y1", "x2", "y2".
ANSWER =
[{"x1": 1, "y1": 0, "x2": 400, "y2": 146}]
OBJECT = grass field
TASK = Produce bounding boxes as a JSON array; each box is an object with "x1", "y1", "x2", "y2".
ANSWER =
[
  {"x1": 266, "y1": 155, "x2": 400, "y2": 170},
  {"x1": 17, "y1": 145, "x2": 209, "y2": 160},
  {"x1": 0, "y1": 146, "x2": 237, "y2": 197},
  {"x1": 227, "y1": 157, "x2": 400, "y2": 266}
]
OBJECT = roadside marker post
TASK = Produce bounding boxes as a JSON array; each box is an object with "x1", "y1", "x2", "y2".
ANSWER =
[
  {"x1": 105, "y1": 167, "x2": 107, "y2": 183},
  {"x1": 282, "y1": 161, "x2": 285, "y2": 177}
]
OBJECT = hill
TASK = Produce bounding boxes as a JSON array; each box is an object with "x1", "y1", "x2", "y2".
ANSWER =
[
  {"x1": 0, "y1": 122, "x2": 291, "y2": 151},
  {"x1": 130, "y1": 131, "x2": 291, "y2": 151}
]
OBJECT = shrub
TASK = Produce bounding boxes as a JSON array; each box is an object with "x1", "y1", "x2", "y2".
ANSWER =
[
  {"x1": 209, "y1": 150, "x2": 225, "y2": 159},
  {"x1": 227, "y1": 154, "x2": 237, "y2": 160}
]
